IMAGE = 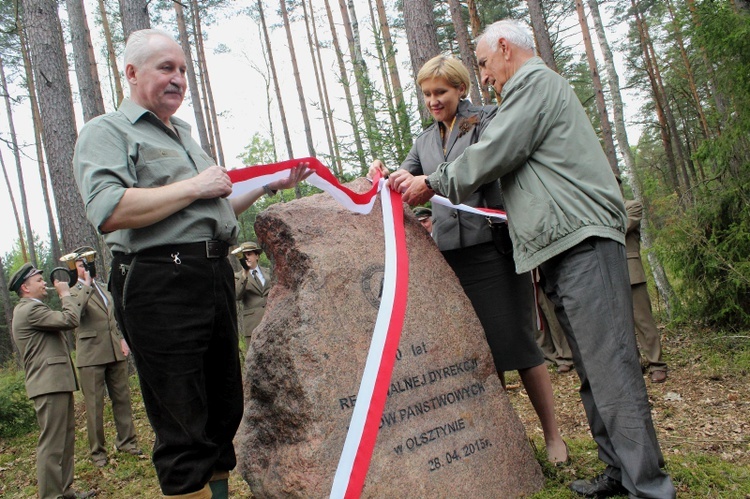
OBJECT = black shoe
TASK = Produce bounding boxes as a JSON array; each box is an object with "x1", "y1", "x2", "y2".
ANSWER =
[
  {"x1": 63, "y1": 490, "x2": 97, "y2": 499},
  {"x1": 570, "y1": 474, "x2": 627, "y2": 497}
]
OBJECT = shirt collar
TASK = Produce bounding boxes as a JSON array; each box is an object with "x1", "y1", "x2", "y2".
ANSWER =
[{"x1": 118, "y1": 98, "x2": 192, "y2": 134}]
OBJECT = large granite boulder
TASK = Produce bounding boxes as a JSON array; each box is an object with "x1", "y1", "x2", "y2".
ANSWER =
[{"x1": 236, "y1": 179, "x2": 544, "y2": 497}]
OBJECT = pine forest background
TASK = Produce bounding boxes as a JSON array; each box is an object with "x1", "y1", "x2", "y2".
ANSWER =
[{"x1": 0, "y1": 0, "x2": 748, "y2": 366}]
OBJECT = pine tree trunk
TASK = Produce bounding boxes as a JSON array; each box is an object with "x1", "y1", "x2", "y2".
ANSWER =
[
  {"x1": 628, "y1": 173, "x2": 676, "y2": 319},
  {"x1": 465, "y1": 0, "x2": 489, "y2": 103},
  {"x1": 339, "y1": 0, "x2": 378, "y2": 164},
  {"x1": 588, "y1": 0, "x2": 675, "y2": 313},
  {"x1": 17, "y1": 19, "x2": 62, "y2": 261},
  {"x1": 174, "y1": 2, "x2": 211, "y2": 157},
  {"x1": 323, "y1": 0, "x2": 366, "y2": 171},
  {"x1": 308, "y1": 0, "x2": 343, "y2": 175},
  {"x1": 118, "y1": 0, "x2": 150, "y2": 39},
  {"x1": 527, "y1": 0, "x2": 558, "y2": 72},
  {"x1": 403, "y1": 0, "x2": 441, "y2": 123},
  {"x1": 637, "y1": 3, "x2": 693, "y2": 204},
  {"x1": 279, "y1": 0, "x2": 316, "y2": 167},
  {"x1": 66, "y1": 0, "x2": 106, "y2": 121},
  {"x1": 257, "y1": 0, "x2": 294, "y2": 160},
  {"x1": 97, "y1": 0, "x2": 124, "y2": 107},
  {"x1": 367, "y1": 0, "x2": 404, "y2": 161},
  {"x1": 191, "y1": 0, "x2": 224, "y2": 166},
  {"x1": 632, "y1": 0, "x2": 682, "y2": 199},
  {"x1": 665, "y1": 0, "x2": 710, "y2": 142},
  {"x1": 188, "y1": 2, "x2": 216, "y2": 161},
  {"x1": 685, "y1": 0, "x2": 728, "y2": 122},
  {"x1": 0, "y1": 56, "x2": 34, "y2": 264},
  {"x1": 0, "y1": 150, "x2": 29, "y2": 263},
  {"x1": 374, "y1": 0, "x2": 412, "y2": 155},
  {"x1": 21, "y1": 0, "x2": 100, "y2": 255},
  {"x1": 447, "y1": 0, "x2": 482, "y2": 104},
  {"x1": 575, "y1": 0, "x2": 618, "y2": 174},
  {"x1": 302, "y1": 0, "x2": 336, "y2": 167}
]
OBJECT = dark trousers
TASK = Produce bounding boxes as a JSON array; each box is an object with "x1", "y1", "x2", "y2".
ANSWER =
[
  {"x1": 110, "y1": 251, "x2": 243, "y2": 495},
  {"x1": 539, "y1": 238, "x2": 675, "y2": 498}
]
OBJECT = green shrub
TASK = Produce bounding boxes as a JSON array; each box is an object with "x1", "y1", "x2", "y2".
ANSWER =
[{"x1": 0, "y1": 368, "x2": 37, "y2": 439}]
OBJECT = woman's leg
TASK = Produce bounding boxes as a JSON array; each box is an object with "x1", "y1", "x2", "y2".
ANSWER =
[{"x1": 518, "y1": 364, "x2": 568, "y2": 463}]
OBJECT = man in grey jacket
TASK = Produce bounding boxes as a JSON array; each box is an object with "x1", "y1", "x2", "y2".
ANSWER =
[{"x1": 389, "y1": 19, "x2": 675, "y2": 499}]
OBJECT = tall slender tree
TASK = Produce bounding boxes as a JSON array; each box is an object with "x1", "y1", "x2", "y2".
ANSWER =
[
  {"x1": 585, "y1": 0, "x2": 676, "y2": 312},
  {"x1": 301, "y1": 0, "x2": 335, "y2": 168},
  {"x1": 174, "y1": 1, "x2": 211, "y2": 156},
  {"x1": 367, "y1": 0, "x2": 405, "y2": 161},
  {"x1": 308, "y1": 0, "x2": 342, "y2": 175},
  {"x1": 323, "y1": 0, "x2": 366, "y2": 171},
  {"x1": 191, "y1": 0, "x2": 225, "y2": 166},
  {"x1": 66, "y1": 0, "x2": 106, "y2": 121},
  {"x1": 0, "y1": 149, "x2": 28, "y2": 263},
  {"x1": 118, "y1": 0, "x2": 150, "y2": 39},
  {"x1": 339, "y1": 0, "x2": 378, "y2": 160},
  {"x1": 17, "y1": 15, "x2": 61, "y2": 261},
  {"x1": 374, "y1": 0, "x2": 412, "y2": 154},
  {"x1": 447, "y1": 0, "x2": 483, "y2": 104},
  {"x1": 403, "y1": 0, "x2": 441, "y2": 123},
  {"x1": 0, "y1": 55, "x2": 34, "y2": 264},
  {"x1": 20, "y1": 0, "x2": 100, "y2": 254},
  {"x1": 97, "y1": 0, "x2": 124, "y2": 107},
  {"x1": 575, "y1": 0, "x2": 618, "y2": 174},
  {"x1": 279, "y1": 0, "x2": 316, "y2": 164},
  {"x1": 527, "y1": 0, "x2": 558, "y2": 72},
  {"x1": 255, "y1": 0, "x2": 294, "y2": 160}
]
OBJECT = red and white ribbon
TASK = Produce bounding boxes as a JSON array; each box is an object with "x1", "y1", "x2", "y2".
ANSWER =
[
  {"x1": 228, "y1": 158, "x2": 505, "y2": 498},
  {"x1": 230, "y1": 158, "x2": 406, "y2": 499}
]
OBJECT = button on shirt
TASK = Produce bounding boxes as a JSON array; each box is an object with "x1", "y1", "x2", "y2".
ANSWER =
[{"x1": 73, "y1": 99, "x2": 238, "y2": 254}]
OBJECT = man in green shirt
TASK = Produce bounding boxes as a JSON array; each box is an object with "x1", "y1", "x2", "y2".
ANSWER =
[
  {"x1": 388, "y1": 19, "x2": 675, "y2": 499},
  {"x1": 74, "y1": 29, "x2": 308, "y2": 499}
]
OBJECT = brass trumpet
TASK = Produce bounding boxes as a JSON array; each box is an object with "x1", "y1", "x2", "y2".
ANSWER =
[
  {"x1": 51, "y1": 252, "x2": 79, "y2": 287},
  {"x1": 50, "y1": 247, "x2": 98, "y2": 287}
]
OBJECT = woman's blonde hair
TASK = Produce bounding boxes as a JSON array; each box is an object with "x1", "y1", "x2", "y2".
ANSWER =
[{"x1": 416, "y1": 55, "x2": 471, "y2": 99}]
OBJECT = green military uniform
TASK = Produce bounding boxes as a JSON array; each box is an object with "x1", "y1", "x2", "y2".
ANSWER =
[
  {"x1": 625, "y1": 199, "x2": 667, "y2": 377},
  {"x1": 11, "y1": 264, "x2": 92, "y2": 499},
  {"x1": 70, "y1": 278, "x2": 139, "y2": 465}
]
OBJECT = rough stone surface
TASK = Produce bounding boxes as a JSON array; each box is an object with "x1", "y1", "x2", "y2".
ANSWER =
[{"x1": 236, "y1": 178, "x2": 544, "y2": 498}]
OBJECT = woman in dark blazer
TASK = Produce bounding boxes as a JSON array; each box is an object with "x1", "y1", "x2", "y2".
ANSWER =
[{"x1": 371, "y1": 55, "x2": 568, "y2": 464}]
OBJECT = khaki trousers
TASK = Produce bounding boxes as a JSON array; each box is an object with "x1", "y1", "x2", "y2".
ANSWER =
[{"x1": 33, "y1": 392, "x2": 75, "y2": 499}]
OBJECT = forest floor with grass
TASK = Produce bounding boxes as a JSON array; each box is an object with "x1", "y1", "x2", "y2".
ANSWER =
[{"x1": 0, "y1": 324, "x2": 748, "y2": 498}]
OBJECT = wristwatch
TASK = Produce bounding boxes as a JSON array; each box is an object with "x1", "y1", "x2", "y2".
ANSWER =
[
  {"x1": 424, "y1": 177, "x2": 434, "y2": 191},
  {"x1": 263, "y1": 184, "x2": 278, "y2": 197}
]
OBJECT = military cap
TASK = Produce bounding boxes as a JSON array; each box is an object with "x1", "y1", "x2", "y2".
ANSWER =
[
  {"x1": 9, "y1": 263, "x2": 43, "y2": 293},
  {"x1": 412, "y1": 207, "x2": 432, "y2": 220},
  {"x1": 238, "y1": 241, "x2": 263, "y2": 254}
]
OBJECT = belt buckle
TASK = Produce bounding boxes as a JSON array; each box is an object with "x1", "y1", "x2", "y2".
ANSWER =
[{"x1": 205, "y1": 241, "x2": 222, "y2": 259}]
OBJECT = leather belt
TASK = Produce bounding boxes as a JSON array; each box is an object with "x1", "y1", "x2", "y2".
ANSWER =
[{"x1": 136, "y1": 240, "x2": 229, "y2": 259}]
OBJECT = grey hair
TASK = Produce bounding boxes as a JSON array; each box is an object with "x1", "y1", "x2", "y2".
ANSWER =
[
  {"x1": 478, "y1": 20, "x2": 536, "y2": 54},
  {"x1": 124, "y1": 29, "x2": 175, "y2": 68}
]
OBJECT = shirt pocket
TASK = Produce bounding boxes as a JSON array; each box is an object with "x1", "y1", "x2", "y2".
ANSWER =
[{"x1": 134, "y1": 146, "x2": 188, "y2": 187}]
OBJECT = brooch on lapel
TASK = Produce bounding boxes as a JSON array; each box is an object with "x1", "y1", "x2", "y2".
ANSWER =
[{"x1": 457, "y1": 114, "x2": 480, "y2": 138}]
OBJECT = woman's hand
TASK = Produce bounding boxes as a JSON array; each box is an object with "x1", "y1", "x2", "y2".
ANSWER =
[
  {"x1": 368, "y1": 160, "x2": 390, "y2": 180},
  {"x1": 268, "y1": 162, "x2": 313, "y2": 191},
  {"x1": 389, "y1": 171, "x2": 434, "y2": 205}
]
